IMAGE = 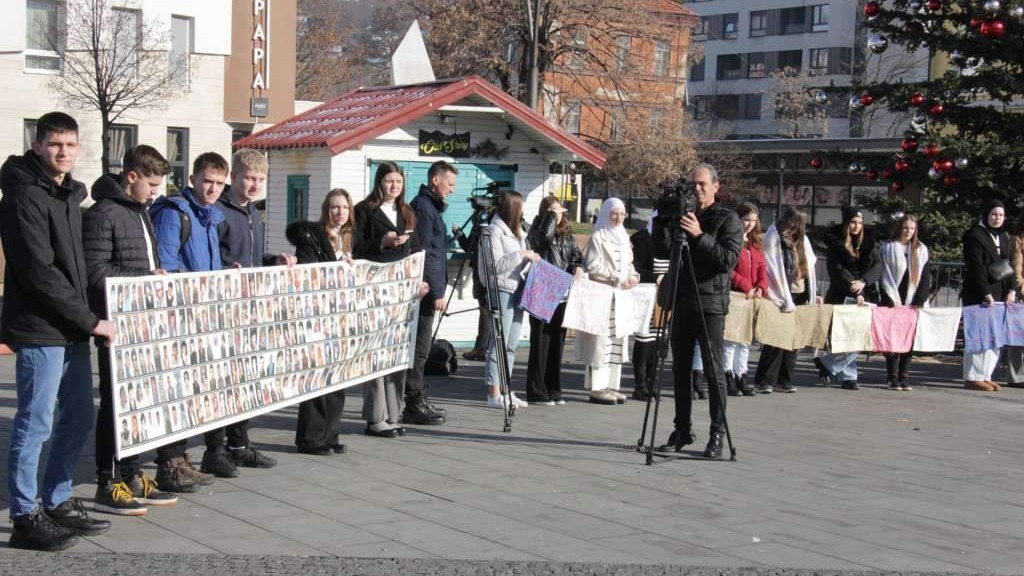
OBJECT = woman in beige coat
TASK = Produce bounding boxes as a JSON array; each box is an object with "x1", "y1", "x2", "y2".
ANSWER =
[{"x1": 578, "y1": 198, "x2": 640, "y2": 404}]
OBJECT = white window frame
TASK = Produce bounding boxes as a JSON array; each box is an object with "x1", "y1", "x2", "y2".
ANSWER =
[
  {"x1": 654, "y1": 39, "x2": 671, "y2": 77},
  {"x1": 170, "y1": 15, "x2": 193, "y2": 85},
  {"x1": 24, "y1": 0, "x2": 63, "y2": 74},
  {"x1": 812, "y1": 4, "x2": 830, "y2": 32},
  {"x1": 562, "y1": 102, "x2": 581, "y2": 134}
]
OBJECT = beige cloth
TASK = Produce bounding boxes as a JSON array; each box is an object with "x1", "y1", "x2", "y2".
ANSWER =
[
  {"x1": 829, "y1": 305, "x2": 874, "y2": 353},
  {"x1": 724, "y1": 292, "x2": 756, "y2": 345},
  {"x1": 754, "y1": 300, "x2": 797, "y2": 351},
  {"x1": 793, "y1": 304, "x2": 833, "y2": 349}
]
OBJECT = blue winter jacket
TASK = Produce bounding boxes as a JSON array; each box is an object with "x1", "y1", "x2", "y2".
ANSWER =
[
  {"x1": 149, "y1": 188, "x2": 225, "y2": 273},
  {"x1": 410, "y1": 184, "x2": 449, "y2": 301}
]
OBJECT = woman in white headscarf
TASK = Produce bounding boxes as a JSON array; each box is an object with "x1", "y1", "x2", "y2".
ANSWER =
[{"x1": 578, "y1": 198, "x2": 640, "y2": 404}]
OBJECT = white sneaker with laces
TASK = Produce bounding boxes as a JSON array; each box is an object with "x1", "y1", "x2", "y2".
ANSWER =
[{"x1": 486, "y1": 392, "x2": 529, "y2": 408}]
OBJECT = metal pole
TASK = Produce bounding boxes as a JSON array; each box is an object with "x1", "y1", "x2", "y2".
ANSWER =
[
  {"x1": 776, "y1": 157, "x2": 785, "y2": 221},
  {"x1": 526, "y1": 0, "x2": 542, "y2": 110}
]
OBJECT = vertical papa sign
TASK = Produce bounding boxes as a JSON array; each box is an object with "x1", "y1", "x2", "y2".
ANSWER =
[{"x1": 252, "y1": 0, "x2": 270, "y2": 90}]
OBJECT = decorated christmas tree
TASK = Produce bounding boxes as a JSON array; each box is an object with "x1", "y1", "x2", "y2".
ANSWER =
[{"x1": 848, "y1": 0, "x2": 1023, "y2": 256}]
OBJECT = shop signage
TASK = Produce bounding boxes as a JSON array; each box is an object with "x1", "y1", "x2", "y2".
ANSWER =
[{"x1": 418, "y1": 130, "x2": 471, "y2": 158}]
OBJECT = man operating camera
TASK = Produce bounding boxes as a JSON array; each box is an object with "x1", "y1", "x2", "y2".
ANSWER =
[{"x1": 653, "y1": 163, "x2": 742, "y2": 458}]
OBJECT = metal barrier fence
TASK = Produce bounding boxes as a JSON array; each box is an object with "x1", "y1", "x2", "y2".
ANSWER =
[{"x1": 814, "y1": 260, "x2": 964, "y2": 307}]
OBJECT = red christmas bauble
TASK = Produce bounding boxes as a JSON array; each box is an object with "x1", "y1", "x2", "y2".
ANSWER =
[
  {"x1": 864, "y1": 1, "x2": 881, "y2": 16},
  {"x1": 860, "y1": 92, "x2": 875, "y2": 106},
  {"x1": 970, "y1": 17, "x2": 983, "y2": 27},
  {"x1": 923, "y1": 142, "x2": 940, "y2": 157},
  {"x1": 895, "y1": 159, "x2": 910, "y2": 172},
  {"x1": 909, "y1": 93, "x2": 926, "y2": 106},
  {"x1": 933, "y1": 158, "x2": 954, "y2": 173},
  {"x1": 981, "y1": 19, "x2": 1006, "y2": 38},
  {"x1": 900, "y1": 138, "x2": 919, "y2": 152},
  {"x1": 892, "y1": 181, "x2": 906, "y2": 192},
  {"x1": 809, "y1": 157, "x2": 824, "y2": 169},
  {"x1": 943, "y1": 174, "x2": 960, "y2": 187},
  {"x1": 882, "y1": 168, "x2": 895, "y2": 180},
  {"x1": 867, "y1": 170, "x2": 879, "y2": 181},
  {"x1": 928, "y1": 103, "x2": 945, "y2": 115},
  {"x1": 926, "y1": 0, "x2": 942, "y2": 11}
]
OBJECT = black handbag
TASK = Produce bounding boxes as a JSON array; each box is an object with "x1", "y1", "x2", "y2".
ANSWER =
[{"x1": 989, "y1": 258, "x2": 1013, "y2": 282}]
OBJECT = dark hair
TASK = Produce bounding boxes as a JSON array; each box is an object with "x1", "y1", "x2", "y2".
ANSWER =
[
  {"x1": 777, "y1": 206, "x2": 809, "y2": 283},
  {"x1": 538, "y1": 195, "x2": 569, "y2": 236},
  {"x1": 192, "y1": 152, "x2": 229, "y2": 175},
  {"x1": 497, "y1": 191, "x2": 525, "y2": 238},
  {"x1": 34, "y1": 111, "x2": 78, "y2": 143},
  {"x1": 735, "y1": 201, "x2": 763, "y2": 249},
  {"x1": 890, "y1": 214, "x2": 922, "y2": 284},
  {"x1": 123, "y1": 145, "x2": 171, "y2": 177},
  {"x1": 427, "y1": 160, "x2": 458, "y2": 181},
  {"x1": 367, "y1": 162, "x2": 416, "y2": 229},
  {"x1": 320, "y1": 188, "x2": 354, "y2": 254}
]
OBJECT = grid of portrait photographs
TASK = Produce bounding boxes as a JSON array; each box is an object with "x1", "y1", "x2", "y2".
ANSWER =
[{"x1": 106, "y1": 252, "x2": 425, "y2": 458}]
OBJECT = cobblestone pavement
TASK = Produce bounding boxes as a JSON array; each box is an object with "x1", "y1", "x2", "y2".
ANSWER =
[{"x1": 0, "y1": 345, "x2": 1022, "y2": 575}]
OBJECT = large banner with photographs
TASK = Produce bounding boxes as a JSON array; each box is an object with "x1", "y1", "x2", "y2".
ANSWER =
[{"x1": 106, "y1": 253, "x2": 425, "y2": 458}]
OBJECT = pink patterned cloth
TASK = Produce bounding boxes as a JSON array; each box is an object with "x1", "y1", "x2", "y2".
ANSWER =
[
  {"x1": 871, "y1": 307, "x2": 919, "y2": 354},
  {"x1": 519, "y1": 259, "x2": 573, "y2": 322}
]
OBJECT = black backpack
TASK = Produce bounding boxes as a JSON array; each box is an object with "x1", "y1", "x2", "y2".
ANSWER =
[{"x1": 424, "y1": 339, "x2": 458, "y2": 376}]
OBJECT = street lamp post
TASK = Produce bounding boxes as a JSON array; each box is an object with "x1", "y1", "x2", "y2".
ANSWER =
[{"x1": 776, "y1": 156, "x2": 786, "y2": 222}]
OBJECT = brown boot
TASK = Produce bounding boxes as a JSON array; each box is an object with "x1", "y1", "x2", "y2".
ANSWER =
[
  {"x1": 181, "y1": 453, "x2": 216, "y2": 486},
  {"x1": 986, "y1": 381, "x2": 1002, "y2": 391},
  {"x1": 156, "y1": 457, "x2": 198, "y2": 493},
  {"x1": 965, "y1": 380, "x2": 994, "y2": 391}
]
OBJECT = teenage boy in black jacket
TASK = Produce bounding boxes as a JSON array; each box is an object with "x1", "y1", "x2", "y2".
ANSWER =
[
  {"x1": 0, "y1": 112, "x2": 113, "y2": 551},
  {"x1": 84, "y1": 145, "x2": 179, "y2": 516}
]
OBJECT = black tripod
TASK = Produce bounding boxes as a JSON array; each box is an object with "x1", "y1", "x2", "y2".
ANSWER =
[
  {"x1": 477, "y1": 223, "x2": 516, "y2": 432},
  {"x1": 430, "y1": 209, "x2": 485, "y2": 343},
  {"x1": 636, "y1": 233, "x2": 737, "y2": 463}
]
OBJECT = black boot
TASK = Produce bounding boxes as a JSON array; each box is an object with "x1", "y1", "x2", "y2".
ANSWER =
[
  {"x1": 401, "y1": 398, "x2": 445, "y2": 425},
  {"x1": 45, "y1": 498, "x2": 111, "y2": 536},
  {"x1": 656, "y1": 427, "x2": 695, "y2": 453},
  {"x1": 9, "y1": 508, "x2": 79, "y2": 551},
  {"x1": 692, "y1": 370, "x2": 708, "y2": 400},
  {"x1": 725, "y1": 371, "x2": 741, "y2": 396},
  {"x1": 737, "y1": 373, "x2": 756, "y2": 396},
  {"x1": 702, "y1": 432, "x2": 724, "y2": 459}
]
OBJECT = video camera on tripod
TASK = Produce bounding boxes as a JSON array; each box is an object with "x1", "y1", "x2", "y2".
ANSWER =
[
  {"x1": 467, "y1": 180, "x2": 512, "y2": 214},
  {"x1": 653, "y1": 180, "x2": 698, "y2": 244}
]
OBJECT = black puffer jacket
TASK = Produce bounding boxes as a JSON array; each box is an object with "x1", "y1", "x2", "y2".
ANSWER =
[
  {"x1": 527, "y1": 210, "x2": 582, "y2": 274},
  {"x1": 0, "y1": 152, "x2": 98, "y2": 345},
  {"x1": 410, "y1": 184, "x2": 448, "y2": 301},
  {"x1": 218, "y1": 191, "x2": 277, "y2": 268},
  {"x1": 962, "y1": 224, "x2": 1013, "y2": 306},
  {"x1": 83, "y1": 174, "x2": 160, "y2": 317},
  {"x1": 654, "y1": 201, "x2": 743, "y2": 316},
  {"x1": 286, "y1": 221, "x2": 341, "y2": 264},
  {"x1": 823, "y1": 225, "x2": 882, "y2": 304}
]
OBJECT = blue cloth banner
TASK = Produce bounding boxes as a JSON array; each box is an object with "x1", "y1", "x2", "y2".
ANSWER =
[
  {"x1": 519, "y1": 259, "x2": 573, "y2": 322},
  {"x1": 1006, "y1": 304, "x2": 1024, "y2": 347},
  {"x1": 963, "y1": 304, "x2": 1007, "y2": 353}
]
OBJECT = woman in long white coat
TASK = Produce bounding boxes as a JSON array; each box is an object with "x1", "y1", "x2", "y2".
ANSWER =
[{"x1": 578, "y1": 198, "x2": 640, "y2": 405}]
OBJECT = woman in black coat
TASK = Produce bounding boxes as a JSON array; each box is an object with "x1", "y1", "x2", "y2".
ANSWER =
[
  {"x1": 817, "y1": 205, "x2": 882, "y2": 390},
  {"x1": 353, "y1": 162, "x2": 424, "y2": 436},
  {"x1": 524, "y1": 195, "x2": 583, "y2": 404},
  {"x1": 287, "y1": 188, "x2": 354, "y2": 455},
  {"x1": 962, "y1": 199, "x2": 1016, "y2": 391}
]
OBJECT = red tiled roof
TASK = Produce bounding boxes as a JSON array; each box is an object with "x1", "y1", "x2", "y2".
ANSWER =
[{"x1": 234, "y1": 75, "x2": 606, "y2": 168}]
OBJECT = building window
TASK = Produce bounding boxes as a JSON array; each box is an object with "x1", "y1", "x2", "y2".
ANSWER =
[
  {"x1": 609, "y1": 110, "x2": 624, "y2": 142},
  {"x1": 716, "y1": 54, "x2": 744, "y2": 80},
  {"x1": 777, "y1": 50, "x2": 803, "y2": 74},
  {"x1": 747, "y1": 52, "x2": 767, "y2": 78},
  {"x1": 107, "y1": 124, "x2": 139, "y2": 174},
  {"x1": 694, "y1": 17, "x2": 709, "y2": 39},
  {"x1": 615, "y1": 36, "x2": 631, "y2": 70},
  {"x1": 562, "y1": 102, "x2": 581, "y2": 134},
  {"x1": 780, "y1": 7, "x2": 807, "y2": 35},
  {"x1": 170, "y1": 16, "x2": 193, "y2": 85},
  {"x1": 166, "y1": 128, "x2": 189, "y2": 194},
  {"x1": 23, "y1": 120, "x2": 37, "y2": 151},
  {"x1": 750, "y1": 11, "x2": 767, "y2": 37},
  {"x1": 25, "y1": 0, "x2": 63, "y2": 72},
  {"x1": 722, "y1": 13, "x2": 738, "y2": 39},
  {"x1": 649, "y1": 109, "x2": 664, "y2": 129},
  {"x1": 653, "y1": 39, "x2": 671, "y2": 76},
  {"x1": 812, "y1": 4, "x2": 830, "y2": 32},
  {"x1": 689, "y1": 56, "x2": 705, "y2": 82},
  {"x1": 809, "y1": 48, "x2": 829, "y2": 72},
  {"x1": 112, "y1": 8, "x2": 141, "y2": 70},
  {"x1": 568, "y1": 29, "x2": 586, "y2": 69},
  {"x1": 287, "y1": 175, "x2": 310, "y2": 224}
]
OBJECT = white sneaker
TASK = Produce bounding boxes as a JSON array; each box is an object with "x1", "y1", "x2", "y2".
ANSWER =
[
  {"x1": 555, "y1": 399, "x2": 567, "y2": 405},
  {"x1": 534, "y1": 400, "x2": 556, "y2": 406},
  {"x1": 486, "y1": 392, "x2": 529, "y2": 409},
  {"x1": 510, "y1": 392, "x2": 528, "y2": 408}
]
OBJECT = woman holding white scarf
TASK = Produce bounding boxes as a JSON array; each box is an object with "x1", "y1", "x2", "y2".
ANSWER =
[
  {"x1": 879, "y1": 214, "x2": 930, "y2": 391},
  {"x1": 578, "y1": 198, "x2": 640, "y2": 404}
]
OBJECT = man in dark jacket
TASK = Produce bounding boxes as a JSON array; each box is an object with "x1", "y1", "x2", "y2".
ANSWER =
[
  {"x1": 403, "y1": 160, "x2": 457, "y2": 425},
  {"x1": 0, "y1": 112, "x2": 113, "y2": 551},
  {"x1": 207, "y1": 148, "x2": 293, "y2": 470},
  {"x1": 654, "y1": 163, "x2": 743, "y2": 459},
  {"x1": 84, "y1": 145, "x2": 178, "y2": 516}
]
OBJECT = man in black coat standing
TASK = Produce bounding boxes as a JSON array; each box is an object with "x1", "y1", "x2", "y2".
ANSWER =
[
  {"x1": 0, "y1": 112, "x2": 113, "y2": 550},
  {"x1": 84, "y1": 145, "x2": 179, "y2": 515},
  {"x1": 403, "y1": 161, "x2": 457, "y2": 425},
  {"x1": 655, "y1": 163, "x2": 743, "y2": 458}
]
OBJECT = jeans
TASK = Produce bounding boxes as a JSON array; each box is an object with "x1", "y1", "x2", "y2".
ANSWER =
[
  {"x1": 820, "y1": 352, "x2": 859, "y2": 382},
  {"x1": 8, "y1": 344, "x2": 94, "y2": 518},
  {"x1": 485, "y1": 291, "x2": 523, "y2": 388},
  {"x1": 691, "y1": 344, "x2": 703, "y2": 371}
]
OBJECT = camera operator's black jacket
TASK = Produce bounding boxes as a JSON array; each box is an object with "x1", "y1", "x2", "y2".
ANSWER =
[
  {"x1": 654, "y1": 201, "x2": 743, "y2": 316},
  {"x1": 527, "y1": 210, "x2": 582, "y2": 274}
]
